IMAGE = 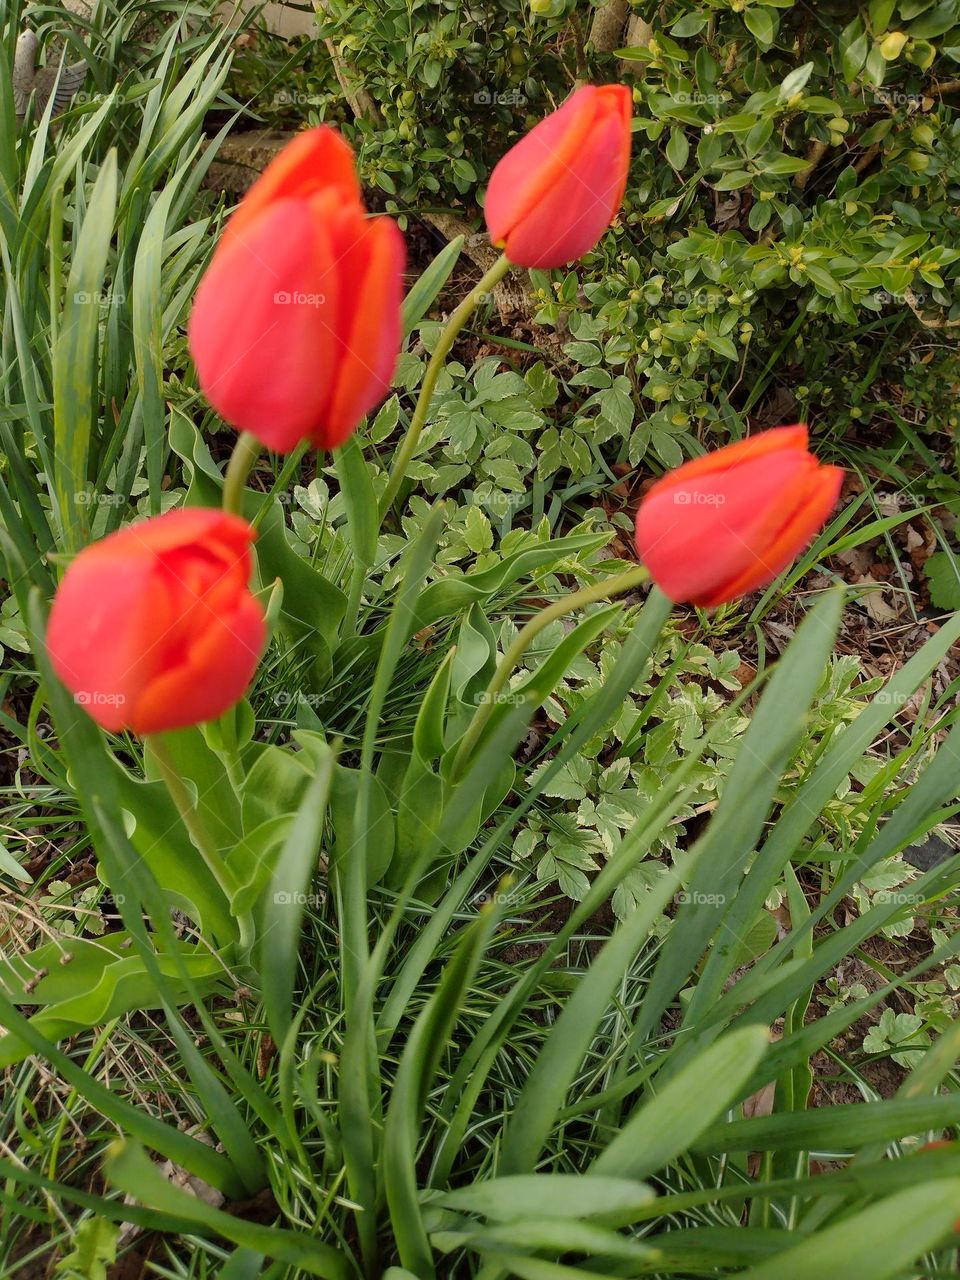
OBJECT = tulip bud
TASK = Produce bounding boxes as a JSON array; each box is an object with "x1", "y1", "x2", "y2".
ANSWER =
[
  {"x1": 48, "y1": 509, "x2": 266, "y2": 735},
  {"x1": 634, "y1": 425, "x2": 844, "y2": 606},
  {"x1": 484, "y1": 84, "x2": 632, "y2": 269},
  {"x1": 189, "y1": 127, "x2": 405, "y2": 454}
]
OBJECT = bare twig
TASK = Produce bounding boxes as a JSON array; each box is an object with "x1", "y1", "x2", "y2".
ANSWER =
[{"x1": 794, "y1": 138, "x2": 830, "y2": 191}]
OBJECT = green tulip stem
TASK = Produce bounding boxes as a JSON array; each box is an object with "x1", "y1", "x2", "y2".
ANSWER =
[
  {"x1": 222, "y1": 431, "x2": 262, "y2": 517},
  {"x1": 378, "y1": 252, "x2": 513, "y2": 521},
  {"x1": 449, "y1": 562, "x2": 652, "y2": 781}
]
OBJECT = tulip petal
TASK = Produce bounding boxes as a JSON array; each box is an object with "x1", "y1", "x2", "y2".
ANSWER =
[
  {"x1": 48, "y1": 550, "x2": 175, "y2": 731},
  {"x1": 646, "y1": 425, "x2": 809, "y2": 497},
  {"x1": 224, "y1": 126, "x2": 360, "y2": 246},
  {"x1": 485, "y1": 85, "x2": 631, "y2": 268},
  {"x1": 708, "y1": 465, "x2": 844, "y2": 605},
  {"x1": 634, "y1": 428, "x2": 843, "y2": 606},
  {"x1": 485, "y1": 86, "x2": 598, "y2": 246},
  {"x1": 129, "y1": 593, "x2": 265, "y2": 734},
  {"x1": 321, "y1": 213, "x2": 405, "y2": 448},
  {"x1": 47, "y1": 509, "x2": 264, "y2": 735},
  {"x1": 188, "y1": 199, "x2": 340, "y2": 452}
]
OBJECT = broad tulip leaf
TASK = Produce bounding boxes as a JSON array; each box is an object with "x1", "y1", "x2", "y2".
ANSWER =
[
  {"x1": 0, "y1": 933, "x2": 223, "y2": 1066},
  {"x1": 330, "y1": 762, "x2": 395, "y2": 886},
  {"x1": 109, "y1": 759, "x2": 235, "y2": 944}
]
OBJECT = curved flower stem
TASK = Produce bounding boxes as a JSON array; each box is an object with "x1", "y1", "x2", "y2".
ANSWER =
[
  {"x1": 449, "y1": 563, "x2": 651, "y2": 782},
  {"x1": 222, "y1": 431, "x2": 261, "y2": 516},
  {"x1": 378, "y1": 252, "x2": 513, "y2": 521},
  {"x1": 147, "y1": 735, "x2": 255, "y2": 954}
]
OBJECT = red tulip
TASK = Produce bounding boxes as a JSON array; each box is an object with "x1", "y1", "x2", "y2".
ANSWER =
[
  {"x1": 634, "y1": 426, "x2": 844, "y2": 606},
  {"x1": 48, "y1": 509, "x2": 265, "y2": 734},
  {"x1": 188, "y1": 127, "x2": 405, "y2": 454},
  {"x1": 484, "y1": 85, "x2": 632, "y2": 269}
]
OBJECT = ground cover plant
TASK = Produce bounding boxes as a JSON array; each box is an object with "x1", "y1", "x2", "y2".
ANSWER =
[{"x1": 0, "y1": 1, "x2": 959, "y2": 1278}]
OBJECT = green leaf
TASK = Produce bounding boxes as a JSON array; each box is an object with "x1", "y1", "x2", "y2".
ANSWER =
[
  {"x1": 924, "y1": 551, "x2": 960, "y2": 610},
  {"x1": 593, "y1": 1026, "x2": 770, "y2": 1179},
  {"x1": 259, "y1": 746, "x2": 335, "y2": 1044},
  {"x1": 106, "y1": 1142, "x2": 349, "y2": 1279},
  {"x1": 53, "y1": 1217, "x2": 118, "y2": 1280},
  {"x1": 735, "y1": 1181, "x2": 960, "y2": 1280},
  {"x1": 745, "y1": 7, "x2": 777, "y2": 45},
  {"x1": 436, "y1": 1175, "x2": 655, "y2": 1224},
  {"x1": 634, "y1": 592, "x2": 843, "y2": 1047},
  {"x1": 434, "y1": 1217, "x2": 658, "y2": 1262},
  {"x1": 403, "y1": 235, "x2": 464, "y2": 334},
  {"x1": 335, "y1": 433, "x2": 379, "y2": 569},
  {"x1": 384, "y1": 903, "x2": 506, "y2": 1277},
  {"x1": 666, "y1": 126, "x2": 690, "y2": 169},
  {"x1": 779, "y1": 61, "x2": 815, "y2": 98},
  {"x1": 0, "y1": 836, "x2": 31, "y2": 883},
  {"x1": 695, "y1": 1095, "x2": 960, "y2": 1153},
  {"x1": 53, "y1": 152, "x2": 118, "y2": 551},
  {"x1": 500, "y1": 849, "x2": 696, "y2": 1174}
]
